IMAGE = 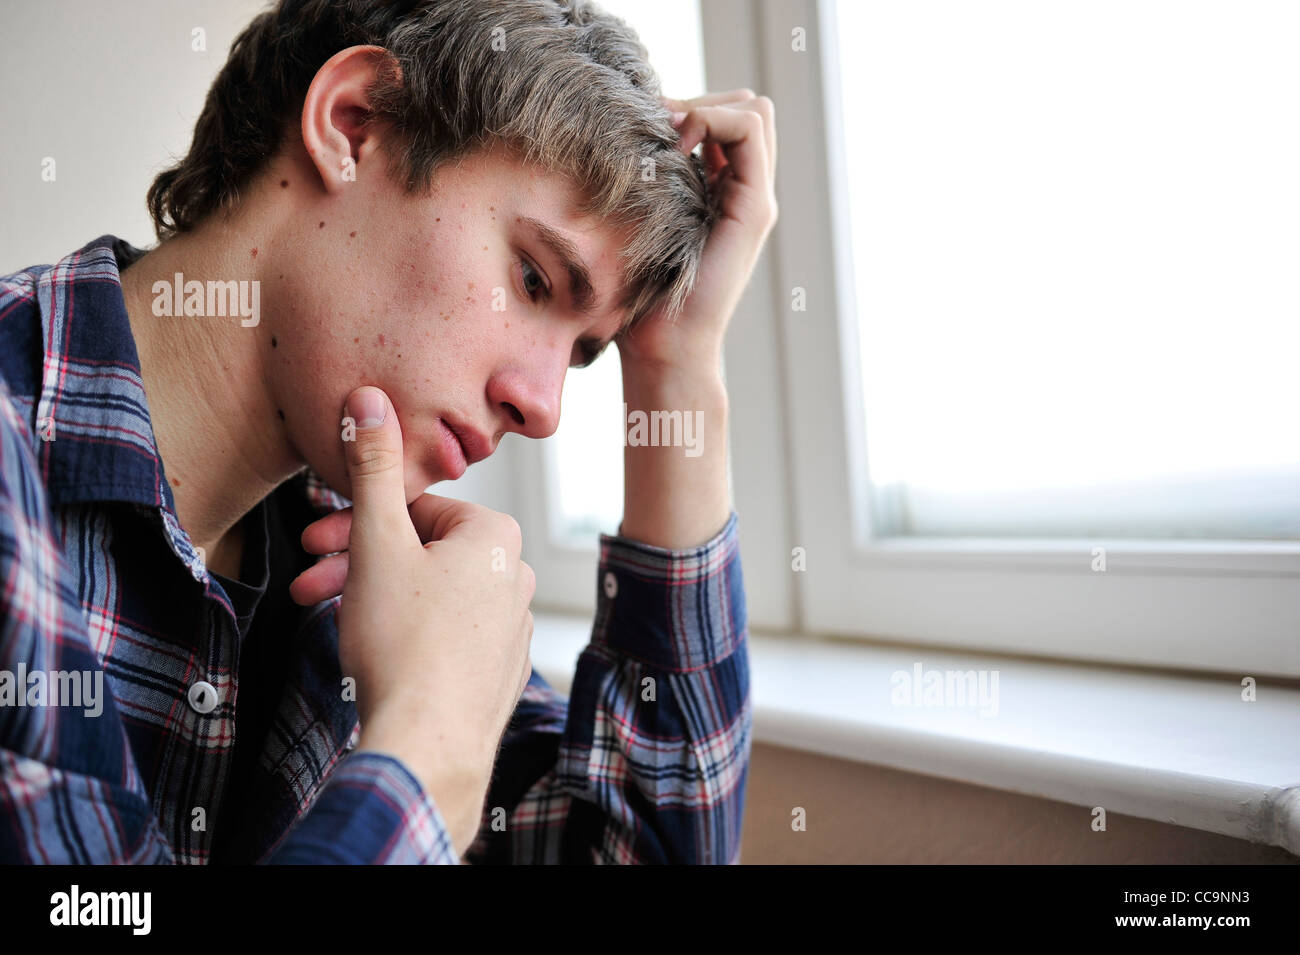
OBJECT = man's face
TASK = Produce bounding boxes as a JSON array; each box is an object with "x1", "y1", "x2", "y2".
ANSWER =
[{"x1": 269, "y1": 139, "x2": 633, "y2": 506}]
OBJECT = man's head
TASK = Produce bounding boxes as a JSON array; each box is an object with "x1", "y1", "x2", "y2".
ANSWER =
[{"x1": 145, "y1": 0, "x2": 715, "y2": 502}]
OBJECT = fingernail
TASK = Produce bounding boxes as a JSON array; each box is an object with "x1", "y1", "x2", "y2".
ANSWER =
[
  {"x1": 347, "y1": 387, "x2": 386, "y2": 429},
  {"x1": 671, "y1": 111, "x2": 687, "y2": 127}
]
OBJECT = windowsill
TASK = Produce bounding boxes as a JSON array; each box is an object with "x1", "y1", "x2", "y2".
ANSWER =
[{"x1": 532, "y1": 611, "x2": 1300, "y2": 856}]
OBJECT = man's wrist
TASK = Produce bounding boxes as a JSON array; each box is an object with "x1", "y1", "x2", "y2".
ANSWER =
[
  {"x1": 621, "y1": 360, "x2": 727, "y2": 411},
  {"x1": 619, "y1": 345, "x2": 724, "y2": 391},
  {"x1": 617, "y1": 348, "x2": 731, "y2": 548},
  {"x1": 357, "y1": 711, "x2": 489, "y2": 848}
]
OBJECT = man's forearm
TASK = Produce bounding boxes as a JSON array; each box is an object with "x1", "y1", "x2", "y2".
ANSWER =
[{"x1": 618, "y1": 352, "x2": 730, "y2": 549}]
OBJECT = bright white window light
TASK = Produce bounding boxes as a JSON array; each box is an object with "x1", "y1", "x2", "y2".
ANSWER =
[
  {"x1": 834, "y1": 0, "x2": 1300, "y2": 539},
  {"x1": 551, "y1": 343, "x2": 625, "y2": 541},
  {"x1": 548, "y1": 0, "x2": 707, "y2": 544}
]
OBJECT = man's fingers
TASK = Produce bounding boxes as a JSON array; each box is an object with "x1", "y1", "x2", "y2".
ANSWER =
[
  {"x1": 515, "y1": 613, "x2": 535, "y2": 701},
  {"x1": 302, "y1": 507, "x2": 353, "y2": 555},
  {"x1": 289, "y1": 552, "x2": 349, "y2": 606},
  {"x1": 340, "y1": 386, "x2": 418, "y2": 559},
  {"x1": 704, "y1": 140, "x2": 729, "y2": 185},
  {"x1": 301, "y1": 493, "x2": 501, "y2": 557},
  {"x1": 291, "y1": 513, "x2": 525, "y2": 605},
  {"x1": 407, "y1": 493, "x2": 487, "y2": 545},
  {"x1": 675, "y1": 104, "x2": 769, "y2": 189},
  {"x1": 516, "y1": 658, "x2": 533, "y2": 703},
  {"x1": 750, "y1": 95, "x2": 776, "y2": 178},
  {"x1": 667, "y1": 93, "x2": 776, "y2": 188},
  {"x1": 664, "y1": 88, "x2": 754, "y2": 110},
  {"x1": 417, "y1": 496, "x2": 523, "y2": 562}
]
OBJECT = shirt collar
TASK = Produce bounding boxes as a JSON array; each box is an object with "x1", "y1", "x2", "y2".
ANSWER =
[{"x1": 34, "y1": 234, "x2": 180, "y2": 514}]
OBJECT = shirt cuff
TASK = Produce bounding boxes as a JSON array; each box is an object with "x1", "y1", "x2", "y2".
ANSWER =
[
  {"x1": 591, "y1": 511, "x2": 746, "y2": 673},
  {"x1": 269, "y1": 751, "x2": 458, "y2": 864}
]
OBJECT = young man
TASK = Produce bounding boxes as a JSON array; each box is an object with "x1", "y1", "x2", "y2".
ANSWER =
[{"x1": 0, "y1": 0, "x2": 774, "y2": 863}]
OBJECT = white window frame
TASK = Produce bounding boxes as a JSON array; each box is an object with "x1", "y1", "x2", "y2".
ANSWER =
[{"x1": 762, "y1": 0, "x2": 1300, "y2": 678}]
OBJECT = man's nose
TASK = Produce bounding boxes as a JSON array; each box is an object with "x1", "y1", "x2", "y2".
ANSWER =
[{"x1": 487, "y1": 348, "x2": 566, "y2": 440}]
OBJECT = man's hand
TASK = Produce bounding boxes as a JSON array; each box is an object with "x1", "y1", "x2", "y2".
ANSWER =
[
  {"x1": 617, "y1": 88, "x2": 778, "y2": 375},
  {"x1": 615, "y1": 89, "x2": 778, "y2": 548},
  {"x1": 290, "y1": 385, "x2": 536, "y2": 857}
]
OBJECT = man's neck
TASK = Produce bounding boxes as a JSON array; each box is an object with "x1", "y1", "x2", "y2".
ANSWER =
[{"x1": 119, "y1": 220, "x2": 305, "y2": 569}]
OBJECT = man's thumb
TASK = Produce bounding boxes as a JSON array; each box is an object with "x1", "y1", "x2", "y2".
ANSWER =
[{"x1": 342, "y1": 386, "x2": 412, "y2": 540}]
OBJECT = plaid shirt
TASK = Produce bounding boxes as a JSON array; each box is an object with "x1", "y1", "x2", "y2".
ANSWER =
[{"x1": 0, "y1": 234, "x2": 751, "y2": 864}]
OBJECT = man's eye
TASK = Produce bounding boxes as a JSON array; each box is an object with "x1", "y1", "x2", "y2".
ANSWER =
[
  {"x1": 519, "y1": 256, "x2": 550, "y2": 303},
  {"x1": 571, "y1": 338, "x2": 605, "y2": 369}
]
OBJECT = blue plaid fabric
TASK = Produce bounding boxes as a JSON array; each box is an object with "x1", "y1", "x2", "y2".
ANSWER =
[{"x1": 0, "y1": 234, "x2": 751, "y2": 864}]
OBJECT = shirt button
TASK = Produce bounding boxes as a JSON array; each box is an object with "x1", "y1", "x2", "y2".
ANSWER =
[
  {"x1": 188, "y1": 681, "x2": 219, "y2": 715},
  {"x1": 603, "y1": 571, "x2": 618, "y2": 600}
]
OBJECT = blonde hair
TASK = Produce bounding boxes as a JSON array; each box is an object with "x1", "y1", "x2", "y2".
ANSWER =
[{"x1": 146, "y1": 0, "x2": 717, "y2": 324}]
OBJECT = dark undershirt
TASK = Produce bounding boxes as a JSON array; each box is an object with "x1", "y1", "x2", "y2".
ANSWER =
[
  {"x1": 206, "y1": 498, "x2": 274, "y2": 862},
  {"x1": 205, "y1": 485, "x2": 328, "y2": 863},
  {"x1": 209, "y1": 500, "x2": 271, "y2": 640}
]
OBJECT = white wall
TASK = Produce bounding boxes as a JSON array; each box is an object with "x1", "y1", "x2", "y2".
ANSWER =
[{"x1": 0, "y1": 0, "x2": 270, "y2": 272}]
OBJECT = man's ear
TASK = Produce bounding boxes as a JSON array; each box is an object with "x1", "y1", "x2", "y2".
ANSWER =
[{"x1": 300, "y1": 45, "x2": 402, "y2": 196}]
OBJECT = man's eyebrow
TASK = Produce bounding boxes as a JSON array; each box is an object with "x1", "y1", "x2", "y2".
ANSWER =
[{"x1": 519, "y1": 216, "x2": 597, "y2": 316}]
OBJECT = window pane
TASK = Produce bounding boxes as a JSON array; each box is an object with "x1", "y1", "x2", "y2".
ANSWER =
[
  {"x1": 549, "y1": 344, "x2": 625, "y2": 541},
  {"x1": 834, "y1": 0, "x2": 1300, "y2": 539},
  {"x1": 546, "y1": 0, "x2": 707, "y2": 545}
]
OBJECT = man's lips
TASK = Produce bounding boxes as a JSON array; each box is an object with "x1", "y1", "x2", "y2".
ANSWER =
[
  {"x1": 436, "y1": 417, "x2": 492, "y2": 479},
  {"x1": 434, "y1": 419, "x2": 467, "y2": 480}
]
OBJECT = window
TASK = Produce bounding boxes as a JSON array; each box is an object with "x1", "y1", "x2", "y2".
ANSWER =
[
  {"x1": 548, "y1": 345, "x2": 624, "y2": 543},
  {"x1": 834, "y1": 0, "x2": 1300, "y2": 543},
  {"x1": 763, "y1": 0, "x2": 1300, "y2": 676}
]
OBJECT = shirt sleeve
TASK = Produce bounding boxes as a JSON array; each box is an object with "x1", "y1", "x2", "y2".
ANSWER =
[
  {"x1": 264, "y1": 751, "x2": 458, "y2": 864},
  {"x1": 464, "y1": 513, "x2": 752, "y2": 864},
  {"x1": 0, "y1": 381, "x2": 172, "y2": 864}
]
